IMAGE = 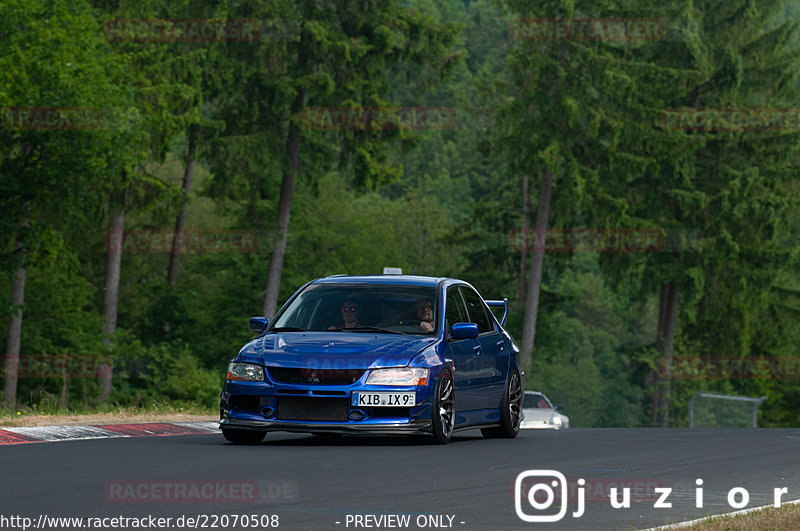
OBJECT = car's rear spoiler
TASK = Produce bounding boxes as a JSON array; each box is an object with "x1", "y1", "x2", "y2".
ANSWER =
[{"x1": 485, "y1": 298, "x2": 509, "y2": 327}]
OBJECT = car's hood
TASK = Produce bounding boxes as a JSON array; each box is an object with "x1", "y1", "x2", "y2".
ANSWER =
[{"x1": 236, "y1": 332, "x2": 437, "y2": 369}]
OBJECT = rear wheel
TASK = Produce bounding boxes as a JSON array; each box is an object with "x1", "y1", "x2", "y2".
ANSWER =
[
  {"x1": 222, "y1": 428, "x2": 266, "y2": 445},
  {"x1": 431, "y1": 372, "x2": 454, "y2": 444},
  {"x1": 482, "y1": 370, "x2": 522, "y2": 439}
]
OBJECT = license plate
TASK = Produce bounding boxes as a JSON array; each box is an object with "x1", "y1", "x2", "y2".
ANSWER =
[{"x1": 352, "y1": 392, "x2": 416, "y2": 407}]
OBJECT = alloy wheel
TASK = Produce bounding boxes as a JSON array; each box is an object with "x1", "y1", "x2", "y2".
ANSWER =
[
  {"x1": 438, "y1": 376, "x2": 454, "y2": 438},
  {"x1": 508, "y1": 372, "x2": 522, "y2": 431}
]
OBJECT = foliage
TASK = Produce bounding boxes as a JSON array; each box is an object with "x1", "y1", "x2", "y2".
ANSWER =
[
  {"x1": 526, "y1": 254, "x2": 652, "y2": 427},
  {"x1": 0, "y1": 0, "x2": 136, "y2": 266},
  {"x1": 2, "y1": 0, "x2": 800, "y2": 427}
]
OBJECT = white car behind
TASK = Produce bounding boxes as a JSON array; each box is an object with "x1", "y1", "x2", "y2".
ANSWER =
[{"x1": 521, "y1": 391, "x2": 569, "y2": 429}]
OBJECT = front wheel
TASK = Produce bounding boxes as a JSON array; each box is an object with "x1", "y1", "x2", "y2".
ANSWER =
[
  {"x1": 222, "y1": 428, "x2": 266, "y2": 445},
  {"x1": 482, "y1": 370, "x2": 522, "y2": 439},
  {"x1": 431, "y1": 372, "x2": 455, "y2": 444}
]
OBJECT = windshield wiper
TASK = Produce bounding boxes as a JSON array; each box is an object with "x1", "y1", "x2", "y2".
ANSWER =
[
  {"x1": 270, "y1": 327, "x2": 307, "y2": 332},
  {"x1": 344, "y1": 326, "x2": 407, "y2": 335}
]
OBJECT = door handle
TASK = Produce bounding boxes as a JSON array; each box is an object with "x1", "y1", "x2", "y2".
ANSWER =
[
  {"x1": 496, "y1": 341, "x2": 505, "y2": 350},
  {"x1": 472, "y1": 344, "x2": 482, "y2": 352}
]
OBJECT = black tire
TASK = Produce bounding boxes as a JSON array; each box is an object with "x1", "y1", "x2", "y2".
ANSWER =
[
  {"x1": 431, "y1": 371, "x2": 455, "y2": 444},
  {"x1": 222, "y1": 428, "x2": 266, "y2": 445},
  {"x1": 482, "y1": 370, "x2": 522, "y2": 439}
]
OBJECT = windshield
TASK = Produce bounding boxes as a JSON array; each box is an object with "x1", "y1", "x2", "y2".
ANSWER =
[
  {"x1": 523, "y1": 393, "x2": 553, "y2": 409},
  {"x1": 270, "y1": 283, "x2": 439, "y2": 335}
]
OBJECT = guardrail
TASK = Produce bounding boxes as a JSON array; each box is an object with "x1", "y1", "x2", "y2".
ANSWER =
[{"x1": 688, "y1": 391, "x2": 767, "y2": 428}]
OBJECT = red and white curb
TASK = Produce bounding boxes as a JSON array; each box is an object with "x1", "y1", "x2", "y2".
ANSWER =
[{"x1": 0, "y1": 421, "x2": 220, "y2": 445}]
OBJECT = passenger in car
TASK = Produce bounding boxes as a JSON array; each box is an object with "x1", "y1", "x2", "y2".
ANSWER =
[{"x1": 415, "y1": 298, "x2": 434, "y2": 333}]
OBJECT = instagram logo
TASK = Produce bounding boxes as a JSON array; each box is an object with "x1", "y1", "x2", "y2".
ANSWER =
[
  {"x1": 515, "y1": 470, "x2": 584, "y2": 522},
  {"x1": 514, "y1": 471, "x2": 790, "y2": 521}
]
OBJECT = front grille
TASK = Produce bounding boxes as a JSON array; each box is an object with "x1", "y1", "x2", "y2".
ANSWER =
[
  {"x1": 276, "y1": 397, "x2": 349, "y2": 421},
  {"x1": 268, "y1": 367, "x2": 365, "y2": 385}
]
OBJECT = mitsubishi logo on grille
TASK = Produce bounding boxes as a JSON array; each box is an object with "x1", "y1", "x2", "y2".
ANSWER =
[{"x1": 306, "y1": 371, "x2": 320, "y2": 384}]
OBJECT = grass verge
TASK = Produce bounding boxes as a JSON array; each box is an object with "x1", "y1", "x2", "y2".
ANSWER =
[
  {"x1": 0, "y1": 401, "x2": 216, "y2": 427},
  {"x1": 663, "y1": 500, "x2": 800, "y2": 530}
]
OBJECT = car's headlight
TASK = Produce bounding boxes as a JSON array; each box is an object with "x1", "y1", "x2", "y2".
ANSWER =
[
  {"x1": 366, "y1": 368, "x2": 428, "y2": 386},
  {"x1": 227, "y1": 362, "x2": 264, "y2": 381},
  {"x1": 551, "y1": 414, "x2": 563, "y2": 426}
]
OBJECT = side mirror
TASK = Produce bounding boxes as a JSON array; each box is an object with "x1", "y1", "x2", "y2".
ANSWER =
[
  {"x1": 451, "y1": 322, "x2": 479, "y2": 340},
  {"x1": 553, "y1": 404, "x2": 565, "y2": 412},
  {"x1": 249, "y1": 317, "x2": 269, "y2": 334}
]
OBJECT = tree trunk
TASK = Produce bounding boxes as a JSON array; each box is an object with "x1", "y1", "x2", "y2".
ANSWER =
[
  {"x1": 59, "y1": 354, "x2": 69, "y2": 409},
  {"x1": 263, "y1": 89, "x2": 305, "y2": 318},
  {"x1": 650, "y1": 283, "x2": 668, "y2": 425},
  {"x1": 651, "y1": 281, "x2": 678, "y2": 426},
  {"x1": 517, "y1": 174, "x2": 530, "y2": 301},
  {"x1": 167, "y1": 125, "x2": 198, "y2": 286},
  {"x1": 98, "y1": 209, "x2": 125, "y2": 403},
  {"x1": 520, "y1": 167, "x2": 554, "y2": 369},
  {"x1": 3, "y1": 263, "x2": 26, "y2": 409}
]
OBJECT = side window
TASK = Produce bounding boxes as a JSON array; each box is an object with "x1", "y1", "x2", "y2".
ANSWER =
[
  {"x1": 460, "y1": 287, "x2": 494, "y2": 334},
  {"x1": 445, "y1": 287, "x2": 469, "y2": 336}
]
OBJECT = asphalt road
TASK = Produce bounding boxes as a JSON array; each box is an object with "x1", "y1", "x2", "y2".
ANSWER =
[{"x1": 3, "y1": 428, "x2": 800, "y2": 530}]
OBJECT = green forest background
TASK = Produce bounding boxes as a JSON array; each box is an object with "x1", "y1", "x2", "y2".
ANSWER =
[{"x1": 2, "y1": 0, "x2": 800, "y2": 427}]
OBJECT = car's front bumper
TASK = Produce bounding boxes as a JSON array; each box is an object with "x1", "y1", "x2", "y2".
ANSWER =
[
  {"x1": 219, "y1": 416, "x2": 432, "y2": 435},
  {"x1": 520, "y1": 420, "x2": 568, "y2": 430},
  {"x1": 220, "y1": 378, "x2": 437, "y2": 435}
]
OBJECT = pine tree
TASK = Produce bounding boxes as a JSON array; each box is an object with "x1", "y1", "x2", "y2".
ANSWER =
[
  {"x1": 203, "y1": 0, "x2": 461, "y2": 316},
  {"x1": 496, "y1": 0, "x2": 682, "y2": 370},
  {"x1": 593, "y1": 0, "x2": 800, "y2": 425}
]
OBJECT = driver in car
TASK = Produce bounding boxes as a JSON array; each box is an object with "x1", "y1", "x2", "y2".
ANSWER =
[
  {"x1": 329, "y1": 299, "x2": 360, "y2": 330},
  {"x1": 415, "y1": 299, "x2": 434, "y2": 333}
]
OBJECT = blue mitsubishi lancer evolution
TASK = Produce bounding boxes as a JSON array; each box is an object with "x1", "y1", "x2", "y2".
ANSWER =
[{"x1": 219, "y1": 275, "x2": 524, "y2": 444}]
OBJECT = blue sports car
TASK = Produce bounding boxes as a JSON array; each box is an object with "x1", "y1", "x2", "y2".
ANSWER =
[{"x1": 219, "y1": 275, "x2": 524, "y2": 444}]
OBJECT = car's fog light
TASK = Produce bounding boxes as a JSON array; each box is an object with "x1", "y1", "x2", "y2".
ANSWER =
[{"x1": 260, "y1": 406, "x2": 274, "y2": 418}]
